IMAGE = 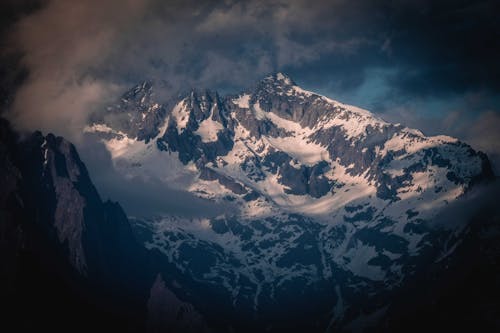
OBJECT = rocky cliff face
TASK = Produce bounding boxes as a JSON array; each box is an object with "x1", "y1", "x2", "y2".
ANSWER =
[
  {"x1": 82, "y1": 73, "x2": 497, "y2": 331},
  {"x1": 0, "y1": 118, "x2": 207, "y2": 332},
  {"x1": 1, "y1": 118, "x2": 137, "y2": 330},
  {"x1": 147, "y1": 274, "x2": 209, "y2": 333}
]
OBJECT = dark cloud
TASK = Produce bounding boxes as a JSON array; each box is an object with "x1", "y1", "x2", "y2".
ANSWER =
[
  {"x1": 0, "y1": 0, "x2": 383, "y2": 137},
  {"x1": 0, "y1": 0, "x2": 43, "y2": 111},
  {"x1": 294, "y1": 1, "x2": 500, "y2": 106},
  {"x1": 0, "y1": 0, "x2": 498, "y2": 173},
  {"x1": 384, "y1": 0, "x2": 500, "y2": 97},
  {"x1": 0, "y1": 0, "x2": 43, "y2": 38}
]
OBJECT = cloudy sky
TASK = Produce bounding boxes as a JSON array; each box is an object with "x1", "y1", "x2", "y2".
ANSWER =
[{"x1": 1, "y1": 0, "x2": 499, "y2": 174}]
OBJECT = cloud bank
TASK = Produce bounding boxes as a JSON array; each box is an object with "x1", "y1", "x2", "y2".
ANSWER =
[{"x1": 1, "y1": 0, "x2": 499, "y2": 172}]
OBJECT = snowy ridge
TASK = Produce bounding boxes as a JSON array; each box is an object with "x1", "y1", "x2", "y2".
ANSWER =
[
  {"x1": 85, "y1": 71, "x2": 489, "y2": 227},
  {"x1": 171, "y1": 99, "x2": 190, "y2": 134}
]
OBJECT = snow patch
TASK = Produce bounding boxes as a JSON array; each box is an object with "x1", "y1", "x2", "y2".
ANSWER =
[
  {"x1": 171, "y1": 100, "x2": 190, "y2": 134},
  {"x1": 84, "y1": 123, "x2": 116, "y2": 134},
  {"x1": 233, "y1": 94, "x2": 251, "y2": 109},
  {"x1": 276, "y1": 72, "x2": 292, "y2": 85},
  {"x1": 265, "y1": 136, "x2": 328, "y2": 166},
  {"x1": 343, "y1": 240, "x2": 385, "y2": 281},
  {"x1": 194, "y1": 106, "x2": 223, "y2": 143},
  {"x1": 253, "y1": 102, "x2": 266, "y2": 120}
]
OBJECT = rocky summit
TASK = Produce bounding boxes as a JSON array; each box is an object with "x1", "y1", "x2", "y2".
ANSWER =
[{"x1": 83, "y1": 73, "x2": 494, "y2": 332}]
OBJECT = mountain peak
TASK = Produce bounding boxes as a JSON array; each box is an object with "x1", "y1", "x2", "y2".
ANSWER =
[
  {"x1": 185, "y1": 88, "x2": 220, "y2": 101},
  {"x1": 262, "y1": 72, "x2": 295, "y2": 86}
]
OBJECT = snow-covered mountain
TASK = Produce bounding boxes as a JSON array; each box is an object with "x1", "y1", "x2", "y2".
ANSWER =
[{"x1": 85, "y1": 73, "x2": 493, "y2": 331}]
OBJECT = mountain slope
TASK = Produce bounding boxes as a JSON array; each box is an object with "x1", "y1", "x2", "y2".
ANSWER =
[{"x1": 84, "y1": 73, "x2": 495, "y2": 332}]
